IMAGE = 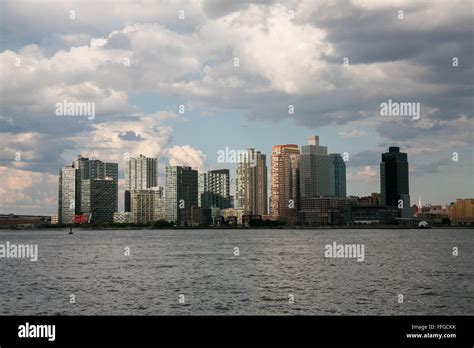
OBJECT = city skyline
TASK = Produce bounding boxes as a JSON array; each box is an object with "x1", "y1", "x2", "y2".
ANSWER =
[
  {"x1": 1, "y1": 0, "x2": 472, "y2": 215},
  {"x1": 52, "y1": 140, "x2": 455, "y2": 225},
  {"x1": 50, "y1": 141, "x2": 472, "y2": 226},
  {"x1": 2, "y1": 137, "x2": 470, "y2": 216}
]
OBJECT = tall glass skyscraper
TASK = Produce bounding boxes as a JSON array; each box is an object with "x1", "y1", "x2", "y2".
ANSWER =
[
  {"x1": 329, "y1": 154, "x2": 347, "y2": 198},
  {"x1": 198, "y1": 173, "x2": 208, "y2": 207},
  {"x1": 165, "y1": 166, "x2": 198, "y2": 224},
  {"x1": 124, "y1": 155, "x2": 158, "y2": 212},
  {"x1": 90, "y1": 178, "x2": 118, "y2": 223},
  {"x1": 58, "y1": 166, "x2": 76, "y2": 224},
  {"x1": 299, "y1": 136, "x2": 330, "y2": 199},
  {"x1": 380, "y1": 147, "x2": 410, "y2": 217}
]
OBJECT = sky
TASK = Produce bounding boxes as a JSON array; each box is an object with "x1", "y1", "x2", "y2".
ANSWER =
[{"x1": 0, "y1": 0, "x2": 472, "y2": 215}]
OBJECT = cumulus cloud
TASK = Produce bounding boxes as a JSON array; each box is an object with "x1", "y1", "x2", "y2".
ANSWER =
[
  {"x1": 0, "y1": 166, "x2": 57, "y2": 214},
  {"x1": 347, "y1": 166, "x2": 378, "y2": 184},
  {"x1": 166, "y1": 145, "x2": 206, "y2": 172}
]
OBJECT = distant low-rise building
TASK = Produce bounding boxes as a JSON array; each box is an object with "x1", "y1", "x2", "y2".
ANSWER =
[
  {"x1": 0, "y1": 214, "x2": 51, "y2": 228},
  {"x1": 414, "y1": 204, "x2": 450, "y2": 225},
  {"x1": 450, "y1": 199, "x2": 474, "y2": 225},
  {"x1": 242, "y1": 214, "x2": 262, "y2": 226},
  {"x1": 343, "y1": 205, "x2": 399, "y2": 225},
  {"x1": 190, "y1": 206, "x2": 202, "y2": 226},
  {"x1": 357, "y1": 193, "x2": 380, "y2": 206},
  {"x1": 51, "y1": 214, "x2": 59, "y2": 224},
  {"x1": 221, "y1": 208, "x2": 247, "y2": 225},
  {"x1": 298, "y1": 197, "x2": 354, "y2": 225},
  {"x1": 113, "y1": 212, "x2": 132, "y2": 224}
]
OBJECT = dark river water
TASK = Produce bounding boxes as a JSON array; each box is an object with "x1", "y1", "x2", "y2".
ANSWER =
[{"x1": 0, "y1": 228, "x2": 472, "y2": 315}]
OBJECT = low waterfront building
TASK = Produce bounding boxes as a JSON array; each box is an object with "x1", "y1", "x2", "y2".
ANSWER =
[
  {"x1": 50, "y1": 215, "x2": 59, "y2": 225},
  {"x1": 221, "y1": 208, "x2": 247, "y2": 225},
  {"x1": 190, "y1": 206, "x2": 202, "y2": 226},
  {"x1": 450, "y1": 199, "x2": 474, "y2": 225},
  {"x1": 0, "y1": 214, "x2": 51, "y2": 228},
  {"x1": 113, "y1": 212, "x2": 132, "y2": 224},
  {"x1": 343, "y1": 205, "x2": 399, "y2": 225},
  {"x1": 242, "y1": 214, "x2": 263, "y2": 226},
  {"x1": 414, "y1": 204, "x2": 450, "y2": 225},
  {"x1": 298, "y1": 196, "x2": 355, "y2": 225},
  {"x1": 356, "y1": 193, "x2": 380, "y2": 206}
]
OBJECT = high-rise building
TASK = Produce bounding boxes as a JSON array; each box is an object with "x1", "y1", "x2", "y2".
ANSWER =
[
  {"x1": 198, "y1": 173, "x2": 208, "y2": 207},
  {"x1": 208, "y1": 169, "x2": 231, "y2": 208},
  {"x1": 155, "y1": 188, "x2": 166, "y2": 221},
  {"x1": 300, "y1": 136, "x2": 330, "y2": 198},
  {"x1": 380, "y1": 147, "x2": 410, "y2": 217},
  {"x1": 90, "y1": 178, "x2": 118, "y2": 223},
  {"x1": 130, "y1": 187, "x2": 163, "y2": 224},
  {"x1": 124, "y1": 155, "x2": 158, "y2": 212},
  {"x1": 235, "y1": 149, "x2": 268, "y2": 215},
  {"x1": 58, "y1": 165, "x2": 76, "y2": 224},
  {"x1": 165, "y1": 166, "x2": 198, "y2": 224},
  {"x1": 58, "y1": 155, "x2": 118, "y2": 224},
  {"x1": 199, "y1": 169, "x2": 231, "y2": 209},
  {"x1": 329, "y1": 154, "x2": 346, "y2": 198},
  {"x1": 271, "y1": 144, "x2": 300, "y2": 222},
  {"x1": 73, "y1": 155, "x2": 118, "y2": 220}
]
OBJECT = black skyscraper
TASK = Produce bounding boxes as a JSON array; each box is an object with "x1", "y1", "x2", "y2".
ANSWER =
[{"x1": 380, "y1": 147, "x2": 409, "y2": 208}]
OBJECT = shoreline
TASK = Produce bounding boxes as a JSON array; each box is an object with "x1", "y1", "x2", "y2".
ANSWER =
[{"x1": 1, "y1": 225, "x2": 473, "y2": 231}]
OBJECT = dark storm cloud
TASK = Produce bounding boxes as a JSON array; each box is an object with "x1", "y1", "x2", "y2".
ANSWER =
[
  {"x1": 304, "y1": 1, "x2": 472, "y2": 64},
  {"x1": 375, "y1": 116, "x2": 471, "y2": 143},
  {"x1": 296, "y1": 0, "x2": 473, "y2": 128},
  {"x1": 0, "y1": 133, "x2": 74, "y2": 174},
  {"x1": 0, "y1": 114, "x2": 94, "y2": 136}
]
